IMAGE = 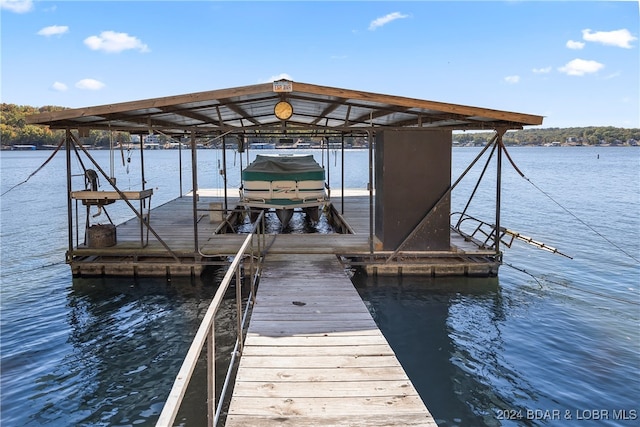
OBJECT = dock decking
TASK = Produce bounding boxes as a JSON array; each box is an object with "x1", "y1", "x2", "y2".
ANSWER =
[
  {"x1": 225, "y1": 253, "x2": 437, "y2": 426},
  {"x1": 69, "y1": 192, "x2": 499, "y2": 277}
]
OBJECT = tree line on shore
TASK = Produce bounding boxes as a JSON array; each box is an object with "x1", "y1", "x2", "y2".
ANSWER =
[
  {"x1": 2, "y1": 103, "x2": 638, "y2": 149},
  {"x1": 455, "y1": 127, "x2": 639, "y2": 146}
]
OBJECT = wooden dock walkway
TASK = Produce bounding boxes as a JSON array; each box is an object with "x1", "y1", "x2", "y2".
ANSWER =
[{"x1": 225, "y1": 253, "x2": 436, "y2": 426}]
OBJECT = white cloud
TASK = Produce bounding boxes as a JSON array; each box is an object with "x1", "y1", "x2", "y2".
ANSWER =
[
  {"x1": 566, "y1": 40, "x2": 585, "y2": 50},
  {"x1": 75, "y1": 79, "x2": 105, "y2": 90},
  {"x1": 582, "y1": 28, "x2": 637, "y2": 48},
  {"x1": 369, "y1": 12, "x2": 409, "y2": 31},
  {"x1": 0, "y1": 0, "x2": 33, "y2": 13},
  {"x1": 84, "y1": 31, "x2": 149, "y2": 53},
  {"x1": 504, "y1": 75, "x2": 520, "y2": 84},
  {"x1": 37, "y1": 25, "x2": 69, "y2": 37},
  {"x1": 265, "y1": 73, "x2": 293, "y2": 83},
  {"x1": 51, "y1": 82, "x2": 68, "y2": 92},
  {"x1": 532, "y1": 67, "x2": 552, "y2": 74},
  {"x1": 558, "y1": 58, "x2": 604, "y2": 76}
]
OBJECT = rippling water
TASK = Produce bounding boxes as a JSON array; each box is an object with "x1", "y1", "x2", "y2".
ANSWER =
[{"x1": 1, "y1": 147, "x2": 638, "y2": 426}]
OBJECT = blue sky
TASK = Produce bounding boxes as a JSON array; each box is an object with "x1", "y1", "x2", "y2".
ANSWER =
[{"x1": 1, "y1": 0, "x2": 638, "y2": 128}]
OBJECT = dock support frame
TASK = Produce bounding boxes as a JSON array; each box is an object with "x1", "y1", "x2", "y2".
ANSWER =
[
  {"x1": 191, "y1": 129, "x2": 199, "y2": 253},
  {"x1": 65, "y1": 129, "x2": 74, "y2": 262},
  {"x1": 495, "y1": 128, "x2": 507, "y2": 258}
]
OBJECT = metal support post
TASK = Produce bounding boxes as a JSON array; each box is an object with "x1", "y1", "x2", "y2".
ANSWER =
[
  {"x1": 66, "y1": 129, "x2": 73, "y2": 262},
  {"x1": 191, "y1": 130, "x2": 199, "y2": 253},
  {"x1": 495, "y1": 128, "x2": 506, "y2": 256},
  {"x1": 236, "y1": 267, "x2": 244, "y2": 354},
  {"x1": 367, "y1": 129, "x2": 374, "y2": 254},
  {"x1": 207, "y1": 321, "x2": 215, "y2": 427}
]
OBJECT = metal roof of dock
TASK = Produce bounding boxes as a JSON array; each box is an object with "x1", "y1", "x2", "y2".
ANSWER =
[{"x1": 27, "y1": 80, "x2": 543, "y2": 135}]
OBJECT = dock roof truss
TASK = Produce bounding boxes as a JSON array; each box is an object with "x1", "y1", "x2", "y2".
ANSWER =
[{"x1": 27, "y1": 80, "x2": 543, "y2": 136}]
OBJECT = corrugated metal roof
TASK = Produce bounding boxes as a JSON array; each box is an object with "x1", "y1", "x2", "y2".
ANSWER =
[{"x1": 27, "y1": 80, "x2": 543, "y2": 135}]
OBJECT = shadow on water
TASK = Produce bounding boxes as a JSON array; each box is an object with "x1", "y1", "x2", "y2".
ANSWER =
[
  {"x1": 351, "y1": 270, "x2": 538, "y2": 427},
  {"x1": 45, "y1": 271, "x2": 241, "y2": 426}
]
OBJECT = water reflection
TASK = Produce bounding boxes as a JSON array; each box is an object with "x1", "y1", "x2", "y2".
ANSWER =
[
  {"x1": 29, "y1": 273, "x2": 237, "y2": 426},
  {"x1": 352, "y1": 271, "x2": 536, "y2": 427}
]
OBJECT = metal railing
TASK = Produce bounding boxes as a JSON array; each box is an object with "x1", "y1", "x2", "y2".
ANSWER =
[{"x1": 155, "y1": 210, "x2": 266, "y2": 427}]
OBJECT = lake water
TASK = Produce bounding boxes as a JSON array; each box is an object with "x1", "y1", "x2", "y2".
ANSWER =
[{"x1": 1, "y1": 146, "x2": 638, "y2": 426}]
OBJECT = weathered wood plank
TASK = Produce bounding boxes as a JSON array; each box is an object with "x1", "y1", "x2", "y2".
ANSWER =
[
  {"x1": 241, "y1": 344, "x2": 394, "y2": 357},
  {"x1": 243, "y1": 334, "x2": 389, "y2": 347},
  {"x1": 252, "y1": 295, "x2": 365, "y2": 306},
  {"x1": 228, "y1": 395, "x2": 429, "y2": 416},
  {"x1": 224, "y1": 414, "x2": 437, "y2": 427},
  {"x1": 231, "y1": 380, "x2": 417, "y2": 398},
  {"x1": 234, "y1": 366, "x2": 415, "y2": 383},
  {"x1": 246, "y1": 320, "x2": 379, "y2": 335},
  {"x1": 249, "y1": 311, "x2": 375, "y2": 321},
  {"x1": 238, "y1": 354, "x2": 404, "y2": 369},
  {"x1": 245, "y1": 329, "x2": 383, "y2": 338},
  {"x1": 225, "y1": 253, "x2": 435, "y2": 426}
]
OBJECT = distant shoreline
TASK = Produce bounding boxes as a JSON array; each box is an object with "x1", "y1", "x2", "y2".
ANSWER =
[{"x1": 2, "y1": 144, "x2": 639, "y2": 151}]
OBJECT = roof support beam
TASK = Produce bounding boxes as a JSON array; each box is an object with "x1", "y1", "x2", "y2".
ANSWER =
[
  {"x1": 27, "y1": 81, "x2": 543, "y2": 133},
  {"x1": 160, "y1": 107, "x2": 221, "y2": 126}
]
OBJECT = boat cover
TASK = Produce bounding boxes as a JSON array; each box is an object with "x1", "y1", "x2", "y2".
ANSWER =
[{"x1": 242, "y1": 155, "x2": 325, "y2": 181}]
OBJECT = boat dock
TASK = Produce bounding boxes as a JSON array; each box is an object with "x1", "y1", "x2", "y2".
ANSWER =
[
  {"x1": 225, "y1": 253, "x2": 437, "y2": 426},
  {"x1": 25, "y1": 80, "x2": 547, "y2": 426},
  {"x1": 69, "y1": 191, "x2": 499, "y2": 277},
  {"x1": 25, "y1": 80, "x2": 542, "y2": 280}
]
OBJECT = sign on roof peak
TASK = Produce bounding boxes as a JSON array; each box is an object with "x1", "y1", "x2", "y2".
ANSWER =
[{"x1": 273, "y1": 79, "x2": 293, "y2": 93}]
